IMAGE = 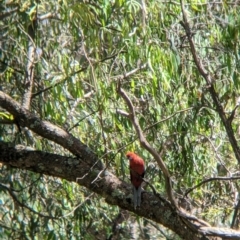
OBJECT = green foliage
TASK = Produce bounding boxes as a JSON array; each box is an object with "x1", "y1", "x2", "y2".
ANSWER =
[{"x1": 1, "y1": 0, "x2": 240, "y2": 238}]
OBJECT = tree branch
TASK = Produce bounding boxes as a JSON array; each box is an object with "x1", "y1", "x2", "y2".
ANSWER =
[
  {"x1": 0, "y1": 91, "x2": 103, "y2": 169},
  {"x1": 31, "y1": 52, "x2": 123, "y2": 100},
  {"x1": 180, "y1": 0, "x2": 240, "y2": 164},
  {"x1": 144, "y1": 107, "x2": 193, "y2": 131},
  {"x1": 0, "y1": 141, "x2": 194, "y2": 240},
  {"x1": 1, "y1": 92, "x2": 240, "y2": 238},
  {"x1": 1, "y1": 141, "x2": 240, "y2": 239},
  {"x1": 231, "y1": 195, "x2": 240, "y2": 229}
]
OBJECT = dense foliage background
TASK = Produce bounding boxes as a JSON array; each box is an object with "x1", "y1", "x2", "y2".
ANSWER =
[{"x1": 0, "y1": 0, "x2": 240, "y2": 239}]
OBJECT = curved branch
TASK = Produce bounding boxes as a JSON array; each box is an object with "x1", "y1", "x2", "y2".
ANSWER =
[
  {"x1": 180, "y1": 0, "x2": 240, "y2": 164},
  {"x1": 0, "y1": 141, "x2": 194, "y2": 240},
  {"x1": 117, "y1": 82, "x2": 177, "y2": 208},
  {"x1": 1, "y1": 93, "x2": 240, "y2": 239},
  {"x1": 0, "y1": 91, "x2": 103, "y2": 169},
  {"x1": 1, "y1": 141, "x2": 240, "y2": 239}
]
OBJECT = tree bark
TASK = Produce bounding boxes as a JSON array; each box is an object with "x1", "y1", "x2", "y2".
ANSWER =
[{"x1": 1, "y1": 92, "x2": 240, "y2": 239}]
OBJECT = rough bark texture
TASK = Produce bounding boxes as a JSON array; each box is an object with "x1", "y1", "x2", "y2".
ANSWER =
[
  {"x1": 1, "y1": 92, "x2": 240, "y2": 239},
  {"x1": 0, "y1": 91, "x2": 102, "y2": 169},
  {"x1": 0, "y1": 141, "x2": 194, "y2": 239}
]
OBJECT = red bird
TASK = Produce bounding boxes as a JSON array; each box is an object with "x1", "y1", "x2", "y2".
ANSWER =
[{"x1": 126, "y1": 152, "x2": 145, "y2": 209}]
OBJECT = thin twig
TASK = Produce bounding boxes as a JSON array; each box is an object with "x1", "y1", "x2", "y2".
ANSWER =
[
  {"x1": 0, "y1": 183, "x2": 58, "y2": 219},
  {"x1": 228, "y1": 104, "x2": 240, "y2": 124},
  {"x1": 31, "y1": 52, "x2": 123, "y2": 99},
  {"x1": 144, "y1": 218, "x2": 175, "y2": 239},
  {"x1": 144, "y1": 107, "x2": 193, "y2": 131},
  {"x1": 0, "y1": 7, "x2": 19, "y2": 20},
  {"x1": 65, "y1": 91, "x2": 95, "y2": 130},
  {"x1": 184, "y1": 176, "x2": 240, "y2": 197},
  {"x1": 62, "y1": 193, "x2": 94, "y2": 218},
  {"x1": 142, "y1": 178, "x2": 169, "y2": 203},
  {"x1": 31, "y1": 66, "x2": 88, "y2": 99},
  {"x1": 67, "y1": 108, "x2": 98, "y2": 132},
  {"x1": 112, "y1": 64, "x2": 147, "y2": 80}
]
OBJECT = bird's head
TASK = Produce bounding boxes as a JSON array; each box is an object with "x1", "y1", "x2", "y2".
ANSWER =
[{"x1": 126, "y1": 151, "x2": 135, "y2": 161}]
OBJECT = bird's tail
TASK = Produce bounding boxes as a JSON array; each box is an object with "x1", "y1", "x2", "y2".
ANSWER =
[{"x1": 133, "y1": 187, "x2": 142, "y2": 209}]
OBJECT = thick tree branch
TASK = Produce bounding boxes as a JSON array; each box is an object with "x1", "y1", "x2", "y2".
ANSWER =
[
  {"x1": 0, "y1": 91, "x2": 103, "y2": 168},
  {"x1": 0, "y1": 141, "x2": 191, "y2": 239},
  {"x1": 180, "y1": 0, "x2": 240, "y2": 164},
  {"x1": 1, "y1": 141, "x2": 240, "y2": 239},
  {"x1": 1, "y1": 93, "x2": 240, "y2": 239}
]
